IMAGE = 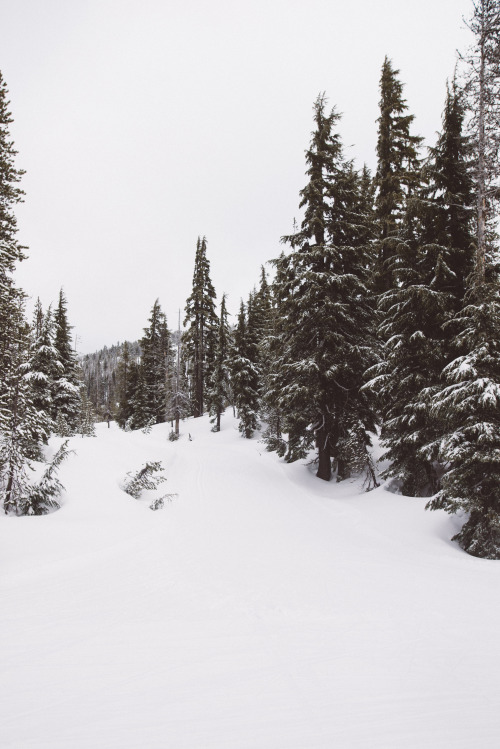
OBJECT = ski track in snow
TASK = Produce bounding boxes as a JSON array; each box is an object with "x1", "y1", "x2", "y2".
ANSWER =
[{"x1": 2, "y1": 412, "x2": 500, "y2": 749}]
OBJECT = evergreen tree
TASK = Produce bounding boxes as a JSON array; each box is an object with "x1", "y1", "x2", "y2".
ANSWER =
[
  {"x1": 419, "y1": 82, "x2": 476, "y2": 298},
  {"x1": 0, "y1": 70, "x2": 26, "y2": 401},
  {"x1": 129, "y1": 363, "x2": 149, "y2": 430},
  {"x1": 426, "y1": 280, "x2": 500, "y2": 557},
  {"x1": 230, "y1": 300, "x2": 260, "y2": 438},
  {"x1": 25, "y1": 304, "x2": 61, "y2": 439},
  {"x1": 267, "y1": 95, "x2": 377, "y2": 481},
  {"x1": 252, "y1": 266, "x2": 274, "y2": 378},
  {"x1": 462, "y1": 0, "x2": 500, "y2": 285},
  {"x1": 253, "y1": 266, "x2": 282, "y2": 445},
  {"x1": 0, "y1": 71, "x2": 41, "y2": 509},
  {"x1": 115, "y1": 341, "x2": 133, "y2": 428},
  {"x1": 123, "y1": 357, "x2": 140, "y2": 431},
  {"x1": 159, "y1": 312, "x2": 175, "y2": 421},
  {"x1": 207, "y1": 293, "x2": 231, "y2": 431},
  {"x1": 32, "y1": 297, "x2": 44, "y2": 341},
  {"x1": 367, "y1": 83, "x2": 475, "y2": 496},
  {"x1": 0, "y1": 298, "x2": 49, "y2": 512},
  {"x1": 262, "y1": 257, "x2": 287, "y2": 455},
  {"x1": 166, "y1": 315, "x2": 190, "y2": 437},
  {"x1": 52, "y1": 289, "x2": 81, "y2": 433},
  {"x1": 133, "y1": 299, "x2": 172, "y2": 427},
  {"x1": 184, "y1": 236, "x2": 218, "y2": 417},
  {"x1": 78, "y1": 386, "x2": 96, "y2": 437},
  {"x1": 0, "y1": 70, "x2": 67, "y2": 516},
  {"x1": 425, "y1": 0, "x2": 500, "y2": 557},
  {"x1": 374, "y1": 57, "x2": 422, "y2": 293}
]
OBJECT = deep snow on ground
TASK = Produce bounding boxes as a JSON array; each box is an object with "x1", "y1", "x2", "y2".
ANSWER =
[{"x1": 2, "y1": 412, "x2": 500, "y2": 749}]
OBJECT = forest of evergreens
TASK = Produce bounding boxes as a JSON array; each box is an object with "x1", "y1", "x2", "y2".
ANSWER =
[{"x1": 2, "y1": 0, "x2": 500, "y2": 558}]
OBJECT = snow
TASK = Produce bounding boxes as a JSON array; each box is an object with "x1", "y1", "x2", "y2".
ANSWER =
[{"x1": 2, "y1": 412, "x2": 500, "y2": 749}]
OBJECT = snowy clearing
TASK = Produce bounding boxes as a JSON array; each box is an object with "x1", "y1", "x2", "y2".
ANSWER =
[{"x1": 2, "y1": 412, "x2": 500, "y2": 749}]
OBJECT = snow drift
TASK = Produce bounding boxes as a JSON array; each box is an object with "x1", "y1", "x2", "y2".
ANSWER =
[{"x1": 2, "y1": 412, "x2": 500, "y2": 749}]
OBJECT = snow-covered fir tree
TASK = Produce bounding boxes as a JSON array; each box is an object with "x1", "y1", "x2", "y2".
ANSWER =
[
  {"x1": 367, "y1": 82, "x2": 476, "y2": 496},
  {"x1": 32, "y1": 297, "x2": 44, "y2": 341},
  {"x1": 0, "y1": 72, "x2": 72, "y2": 515},
  {"x1": 230, "y1": 299, "x2": 260, "y2": 438},
  {"x1": 166, "y1": 317, "x2": 190, "y2": 437},
  {"x1": 25, "y1": 304, "x2": 61, "y2": 440},
  {"x1": 207, "y1": 293, "x2": 232, "y2": 432},
  {"x1": 425, "y1": 0, "x2": 500, "y2": 558},
  {"x1": 1, "y1": 296, "x2": 37, "y2": 512},
  {"x1": 426, "y1": 269, "x2": 500, "y2": 557},
  {"x1": 266, "y1": 95, "x2": 377, "y2": 482},
  {"x1": 183, "y1": 236, "x2": 218, "y2": 417},
  {"x1": 78, "y1": 386, "x2": 97, "y2": 436},
  {"x1": 462, "y1": 0, "x2": 500, "y2": 286},
  {"x1": 253, "y1": 267, "x2": 282, "y2": 447},
  {"x1": 0, "y1": 70, "x2": 26, "y2": 401},
  {"x1": 52, "y1": 289, "x2": 81, "y2": 434},
  {"x1": 251, "y1": 266, "x2": 274, "y2": 390},
  {"x1": 129, "y1": 364, "x2": 149, "y2": 431},
  {"x1": 0, "y1": 295, "x2": 66, "y2": 514},
  {"x1": 373, "y1": 57, "x2": 422, "y2": 294},
  {"x1": 115, "y1": 341, "x2": 135, "y2": 429},
  {"x1": 0, "y1": 71, "x2": 38, "y2": 509},
  {"x1": 131, "y1": 299, "x2": 172, "y2": 428}
]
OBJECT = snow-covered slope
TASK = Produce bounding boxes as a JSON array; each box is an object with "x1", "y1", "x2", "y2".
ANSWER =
[{"x1": 2, "y1": 413, "x2": 500, "y2": 749}]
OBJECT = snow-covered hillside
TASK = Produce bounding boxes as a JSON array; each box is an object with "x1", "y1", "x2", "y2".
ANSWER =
[{"x1": 2, "y1": 412, "x2": 500, "y2": 749}]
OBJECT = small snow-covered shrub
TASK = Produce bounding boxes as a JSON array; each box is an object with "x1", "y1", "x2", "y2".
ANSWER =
[
  {"x1": 54, "y1": 411, "x2": 71, "y2": 438},
  {"x1": 122, "y1": 461, "x2": 167, "y2": 500},
  {"x1": 141, "y1": 418, "x2": 155, "y2": 435},
  {"x1": 168, "y1": 430, "x2": 179, "y2": 442},
  {"x1": 149, "y1": 497, "x2": 164, "y2": 510}
]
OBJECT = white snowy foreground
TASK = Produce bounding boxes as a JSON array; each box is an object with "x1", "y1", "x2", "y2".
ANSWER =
[{"x1": 2, "y1": 412, "x2": 500, "y2": 749}]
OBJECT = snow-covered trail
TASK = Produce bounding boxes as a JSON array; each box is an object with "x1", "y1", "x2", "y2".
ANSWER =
[{"x1": 2, "y1": 413, "x2": 500, "y2": 748}]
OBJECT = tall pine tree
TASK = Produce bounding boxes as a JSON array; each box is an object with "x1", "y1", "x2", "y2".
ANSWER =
[
  {"x1": 367, "y1": 82, "x2": 475, "y2": 496},
  {"x1": 267, "y1": 95, "x2": 377, "y2": 481},
  {"x1": 115, "y1": 341, "x2": 136, "y2": 429},
  {"x1": 52, "y1": 289, "x2": 81, "y2": 434},
  {"x1": 183, "y1": 237, "x2": 218, "y2": 417},
  {"x1": 0, "y1": 72, "x2": 69, "y2": 515},
  {"x1": 207, "y1": 293, "x2": 231, "y2": 432},
  {"x1": 230, "y1": 299, "x2": 260, "y2": 439},
  {"x1": 25, "y1": 304, "x2": 60, "y2": 441},
  {"x1": 0, "y1": 70, "x2": 26, "y2": 402},
  {"x1": 426, "y1": 0, "x2": 500, "y2": 558},
  {"x1": 374, "y1": 57, "x2": 422, "y2": 293},
  {"x1": 133, "y1": 299, "x2": 172, "y2": 427}
]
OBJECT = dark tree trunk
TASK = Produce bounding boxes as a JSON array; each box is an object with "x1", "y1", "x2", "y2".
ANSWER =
[
  {"x1": 336, "y1": 458, "x2": 350, "y2": 482},
  {"x1": 316, "y1": 427, "x2": 332, "y2": 481},
  {"x1": 4, "y1": 464, "x2": 16, "y2": 514}
]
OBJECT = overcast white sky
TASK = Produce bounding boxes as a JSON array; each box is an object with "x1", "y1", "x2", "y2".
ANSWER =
[{"x1": 3, "y1": 0, "x2": 472, "y2": 352}]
